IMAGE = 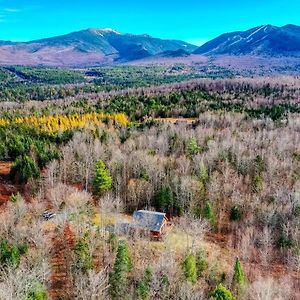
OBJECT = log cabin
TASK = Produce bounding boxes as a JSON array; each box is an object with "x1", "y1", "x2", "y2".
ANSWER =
[{"x1": 132, "y1": 210, "x2": 171, "y2": 239}]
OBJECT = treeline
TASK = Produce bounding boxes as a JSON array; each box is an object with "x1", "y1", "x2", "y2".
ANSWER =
[
  {"x1": 5, "y1": 67, "x2": 299, "y2": 104},
  {"x1": 2, "y1": 77, "x2": 300, "y2": 122},
  {"x1": 0, "y1": 65, "x2": 204, "y2": 102},
  {"x1": 0, "y1": 83, "x2": 112, "y2": 102},
  {"x1": 6, "y1": 66, "x2": 86, "y2": 84},
  {"x1": 105, "y1": 91, "x2": 300, "y2": 122},
  {"x1": 90, "y1": 64, "x2": 202, "y2": 88}
]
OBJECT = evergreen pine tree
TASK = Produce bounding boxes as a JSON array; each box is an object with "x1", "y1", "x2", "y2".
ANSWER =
[
  {"x1": 74, "y1": 239, "x2": 93, "y2": 272},
  {"x1": 137, "y1": 267, "x2": 153, "y2": 299},
  {"x1": 92, "y1": 160, "x2": 112, "y2": 196},
  {"x1": 232, "y1": 257, "x2": 246, "y2": 293},
  {"x1": 183, "y1": 254, "x2": 197, "y2": 284},
  {"x1": 187, "y1": 138, "x2": 201, "y2": 158},
  {"x1": 109, "y1": 240, "x2": 132, "y2": 299},
  {"x1": 154, "y1": 186, "x2": 174, "y2": 212},
  {"x1": 202, "y1": 201, "x2": 216, "y2": 227},
  {"x1": 10, "y1": 155, "x2": 39, "y2": 184},
  {"x1": 210, "y1": 284, "x2": 236, "y2": 300},
  {"x1": 0, "y1": 240, "x2": 27, "y2": 268}
]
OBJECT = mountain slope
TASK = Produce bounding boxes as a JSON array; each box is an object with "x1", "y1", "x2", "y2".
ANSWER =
[
  {"x1": 194, "y1": 24, "x2": 300, "y2": 56},
  {"x1": 0, "y1": 28, "x2": 197, "y2": 66}
]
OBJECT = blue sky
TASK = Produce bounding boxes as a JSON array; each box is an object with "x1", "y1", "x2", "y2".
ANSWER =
[{"x1": 0, "y1": 0, "x2": 300, "y2": 45}]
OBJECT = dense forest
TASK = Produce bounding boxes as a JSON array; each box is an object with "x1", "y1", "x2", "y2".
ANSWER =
[
  {"x1": 0, "y1": 65, "x2": 218, "y2": 102},
  {"x1": 0, "y1": 69, "x2": 300, "y2": 299}
]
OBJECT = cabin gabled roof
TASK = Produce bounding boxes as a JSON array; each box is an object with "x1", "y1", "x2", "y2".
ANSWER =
[{"x1": 132, "y1": 210, "x2": 166, "y2": 232}]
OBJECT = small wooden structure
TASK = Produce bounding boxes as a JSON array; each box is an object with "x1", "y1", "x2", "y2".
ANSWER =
[{"x1": 132, "y1": 210, "x2": 171, "y2": 239}]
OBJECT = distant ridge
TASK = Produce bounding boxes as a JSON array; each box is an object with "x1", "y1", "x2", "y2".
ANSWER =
[
  {"x1": 194, "y1": 24, "x2": 300, "y2": 56},
  {"x1": 0, "y1": 28, "x2": 197, "y2": 66}
]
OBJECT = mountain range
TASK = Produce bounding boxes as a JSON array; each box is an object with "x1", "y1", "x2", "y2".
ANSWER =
[
  {"x1": 0, "y1": 28, "x2": 197, "y2": 66},
  {"x1": 0, "y1": 24, "x2": 299, "y2": 66},
  {"x1": 195, "y1": 24, "x2": 300, "y2": 56}
]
